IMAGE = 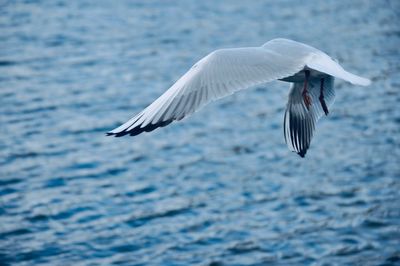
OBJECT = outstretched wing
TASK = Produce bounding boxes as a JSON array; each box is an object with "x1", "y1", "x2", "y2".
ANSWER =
[
  {"x1": 265, "y1": 38, "x2": 371, "y2": 86},
  {"x1": 283, "y1": 76, "x2": 335, "y2": 157},
  {"x1": 307, "y1": 54, "x2": 370, "y2": 86},
  {"x1": 107, "y1": 47, "x2": 311, "y2": 137}
]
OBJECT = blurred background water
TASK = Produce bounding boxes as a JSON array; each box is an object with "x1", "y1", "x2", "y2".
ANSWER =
[{"x1": 1, "y1": 0, "x2": 399, "y2": 265}]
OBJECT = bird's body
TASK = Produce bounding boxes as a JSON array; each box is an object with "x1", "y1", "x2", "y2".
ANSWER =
[{"x1": 107, "y1": 38, "x2": 371, "y2": 157}]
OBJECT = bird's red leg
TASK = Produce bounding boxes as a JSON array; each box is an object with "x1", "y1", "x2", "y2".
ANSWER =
[
  {"x1": 302, "y1": 70, "x2": 312, "y2": 110},
  {"x1": 319, "y1": 78, "x2": 329, "y2": 115}
]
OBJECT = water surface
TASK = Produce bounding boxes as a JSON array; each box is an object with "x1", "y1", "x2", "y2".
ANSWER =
[{"x1": 1, "y1": 0, "x2": 399, "y2": 265}]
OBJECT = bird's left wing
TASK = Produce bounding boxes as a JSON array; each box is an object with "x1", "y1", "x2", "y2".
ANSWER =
[{"x1": 108, "y1": 47, "x2": 310, "y2": 136}]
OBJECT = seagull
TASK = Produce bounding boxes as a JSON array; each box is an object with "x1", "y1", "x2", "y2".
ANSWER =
[{"x1": 107, "y1": 38, "x2": 371, "y2": 157}]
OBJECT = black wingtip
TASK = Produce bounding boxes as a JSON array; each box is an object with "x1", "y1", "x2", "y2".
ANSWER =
[
  {"x1": 106, "y1": 130, "x2": 131, "y2": 137},
  {"x1": 106, "y1": 132, "x2": 124, "y2": 137},
  {"x1": 106, "y1": 131, "x2": 130, "y2": 137},
  {"x1": 105, "y1": 120, "x2": 174, "y2": 138},
  {"x1": 297, "y1": 150, "x2": 307, "y2": 158}
]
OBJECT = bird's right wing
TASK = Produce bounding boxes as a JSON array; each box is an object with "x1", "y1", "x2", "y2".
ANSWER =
[
  {"x1": 108, "y1": 47, "x2": 311, "y2": 137},
  {"x1": 263, "y1": 38, "x2": 371, "y2": 86},
  {"x1": 307, "y1": 53, "x2": 371, "y2": 86},
  {"x1": 284, "y1": 76, "x2": 335, "y2": 157}
]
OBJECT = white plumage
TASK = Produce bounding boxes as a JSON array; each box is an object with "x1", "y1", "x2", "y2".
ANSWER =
[{"x1": 107, "y1": 38, "x2": 371, "y2": 157}]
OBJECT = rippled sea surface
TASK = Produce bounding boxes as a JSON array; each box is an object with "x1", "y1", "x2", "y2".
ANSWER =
[{"x1": 1, "y1": 0, "x2": 400, "y2": 265}]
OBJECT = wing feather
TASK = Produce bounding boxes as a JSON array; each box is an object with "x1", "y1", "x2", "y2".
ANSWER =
[{"x1": 284, "y1": 76, "x2": 335, "y2": 157}]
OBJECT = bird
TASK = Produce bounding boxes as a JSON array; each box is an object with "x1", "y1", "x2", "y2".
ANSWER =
[{"x1": 107, "y1": 38, "x2": 371, "y2": 157}]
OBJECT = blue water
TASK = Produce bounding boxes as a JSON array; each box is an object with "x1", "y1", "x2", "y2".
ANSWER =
[{"x1": 1, "y1": 0, "x2": 399, "y2": 265}]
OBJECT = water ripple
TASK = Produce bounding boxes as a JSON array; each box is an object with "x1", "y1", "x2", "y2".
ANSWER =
[{"x1": 1, "y1": 0, "x2": 399, "y2": 265}]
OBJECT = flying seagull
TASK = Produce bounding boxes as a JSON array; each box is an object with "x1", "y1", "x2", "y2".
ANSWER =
[{"x1": 107, "y1": 38, "x2": 371, "y2": 157}]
